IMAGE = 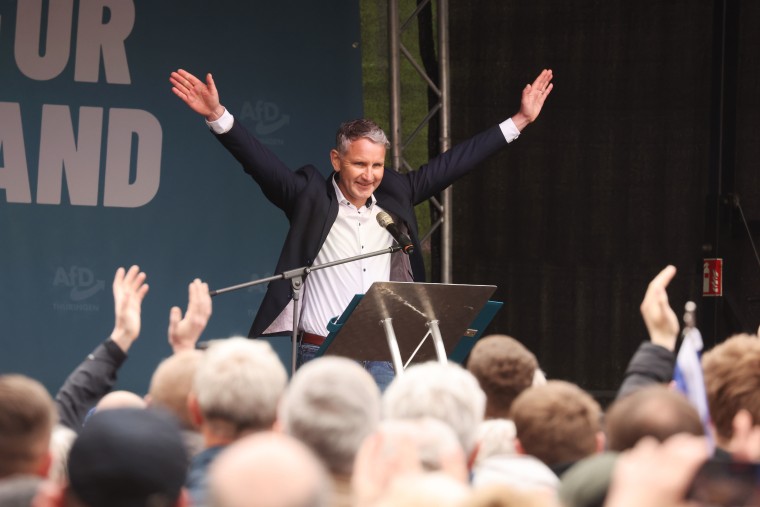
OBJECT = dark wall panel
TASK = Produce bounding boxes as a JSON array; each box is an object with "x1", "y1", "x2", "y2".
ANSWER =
[{"x1": 449, "y1": 0, "x2": 727, "y2": 395}]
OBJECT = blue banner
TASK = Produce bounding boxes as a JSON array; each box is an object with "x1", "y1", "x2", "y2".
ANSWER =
[{"x1": 0, "y1": 0, "x2": 363, "y2": 393}]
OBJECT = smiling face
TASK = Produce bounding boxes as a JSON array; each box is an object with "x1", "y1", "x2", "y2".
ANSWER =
[{"x1": 330, "y1": 137, "x2": 386, "y2": 208}]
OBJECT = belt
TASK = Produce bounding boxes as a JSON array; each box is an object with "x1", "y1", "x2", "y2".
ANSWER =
[{"x1": 301, "y1": 332, "x2": 326, "y2": 346}]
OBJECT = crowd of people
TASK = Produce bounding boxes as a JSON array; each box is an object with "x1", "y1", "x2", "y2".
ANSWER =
[{"x1": 1, "y1": 263, "x2": 760, "y2": 507}]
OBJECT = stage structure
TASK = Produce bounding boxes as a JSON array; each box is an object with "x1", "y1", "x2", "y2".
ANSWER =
[{"x1": 388, "y1": 0, "x2": 453, "y2": 282}]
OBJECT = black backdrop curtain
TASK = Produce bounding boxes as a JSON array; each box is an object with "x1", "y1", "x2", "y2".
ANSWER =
[{"x1": 448, "y1": 0, "x2": 759, "y2": 399}]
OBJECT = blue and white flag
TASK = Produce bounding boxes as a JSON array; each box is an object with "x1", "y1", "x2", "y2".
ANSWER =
[{"x1": 673, "y1": 327, "x2": 713, "y2": 447}]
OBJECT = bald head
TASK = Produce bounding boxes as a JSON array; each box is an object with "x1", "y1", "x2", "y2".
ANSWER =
[
  {"x1": 209, "y1": 432, "x2": 330, "y2": 507},
  {"x1": 95, "y1": 390, "x2": 147, "y2": 411},
  {"x1": 149, "y1": 349, "x2": 204, "y2": 428}
]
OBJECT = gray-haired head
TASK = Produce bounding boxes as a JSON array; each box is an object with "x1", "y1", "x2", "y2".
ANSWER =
[
  {"x1": 382, "y1": 361, "x2": 486, "y2": 455},
  {"x1": 193, "y1": 337, "x2": 288, "y2": 433},
  {"x1": 335, "y1": 119, "x2": 390, "y2": 155},
  {"x1": 374, "y1": 418, "x2": 468, "y2": 481},
  {"x1": 279, "y1": 356, "x2": 381, "y2": 476}
]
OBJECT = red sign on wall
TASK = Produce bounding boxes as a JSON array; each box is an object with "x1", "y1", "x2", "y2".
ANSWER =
[{"x1": 703, "y1": 259, "x2": 723, "y2": 297}]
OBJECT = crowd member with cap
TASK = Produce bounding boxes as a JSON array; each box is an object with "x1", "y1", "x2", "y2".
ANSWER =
[{"x1": 33, "y1": 407, "x2": 189, "y2": 507}]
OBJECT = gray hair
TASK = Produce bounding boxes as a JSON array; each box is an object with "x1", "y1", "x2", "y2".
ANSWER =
[
  {"x1": 193, "y1": 337, "x2": 287, "y2": 431},
  {"x1": 382, "y1": 361, "x2": 486, "y2": 454},
  {"x1": 279, "y1": 357, "x2": 381, "y2": 476},
  {"x1": 377, "y1": 418, "x2": 466, "y2": 475},
  {"x1": 335, "y1": 118, "x2": 389, "y2": 154},
  {"x1": 472, "y1": 418, "x2": 517, "y2": 467}
]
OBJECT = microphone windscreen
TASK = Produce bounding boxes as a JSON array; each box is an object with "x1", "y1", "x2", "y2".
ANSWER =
[{"x1": 376, "y1": 211, "x2": 394, "y2": 228}]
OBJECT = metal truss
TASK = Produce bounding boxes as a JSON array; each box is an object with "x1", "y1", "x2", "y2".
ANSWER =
[{"x1": 388, "y1": 0, "x2": 452, "y2": 282}]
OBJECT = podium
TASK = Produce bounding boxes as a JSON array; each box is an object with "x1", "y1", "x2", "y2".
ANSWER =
[{"x1": 317, "y1": 282, "x2": 501, "y2": 374}]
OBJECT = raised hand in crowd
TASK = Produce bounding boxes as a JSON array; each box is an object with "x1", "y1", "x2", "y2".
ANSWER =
[
  {"x1": 605, "y1": 434, "x2": 709, "y2": 507},
  {"x1": 168, "y1": 278, "x2": 212, "y2": 353},
  {"x1": 109, "y1": 265, "x2": 149, "y2": 353},
  {"x1": 639, "y1": 265, "x2": 679, "y2": 352},
  {"x1": 170, "y1": 69, "x2": 225, "y2": 121}
]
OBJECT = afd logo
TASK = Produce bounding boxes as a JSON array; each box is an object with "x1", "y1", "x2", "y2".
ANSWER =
[
  {"x1": 54, "y1": 266, "x2": 105, "y2": 302},
  {"x1": 240, "y1": 101, "x2": 290, "y2": 138}
]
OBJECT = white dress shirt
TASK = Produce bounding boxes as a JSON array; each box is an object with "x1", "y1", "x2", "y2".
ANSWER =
[{"x1": 206, "y1": 111, "x2": 521, "y2": 336}]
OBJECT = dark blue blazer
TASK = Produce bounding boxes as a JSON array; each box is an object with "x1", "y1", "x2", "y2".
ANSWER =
[{"x1": 214, "y1": 120, "x2": 509, "y2": 337}]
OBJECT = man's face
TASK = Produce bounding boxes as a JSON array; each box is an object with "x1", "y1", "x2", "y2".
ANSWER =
[{"x1": 330, "y1": 138, "x2": 386, "y2": 208}]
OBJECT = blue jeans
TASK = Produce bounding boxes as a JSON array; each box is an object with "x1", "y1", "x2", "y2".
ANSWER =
[{"x1": 297, "y1": 343, "x2": 396, "y2": 392}]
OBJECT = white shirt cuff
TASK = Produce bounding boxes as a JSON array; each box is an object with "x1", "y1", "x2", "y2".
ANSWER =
[
  {"x1": 206, "y1": 108, "x2": 234, "y2": 134},
  {"x1": 499, "y1": 117, "x2": 520, "y2": 143}
]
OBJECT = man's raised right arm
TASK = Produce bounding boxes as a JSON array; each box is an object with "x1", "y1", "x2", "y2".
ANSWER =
[{"x1": 169, "y1": 69, "x2": 305, "y2": 211}]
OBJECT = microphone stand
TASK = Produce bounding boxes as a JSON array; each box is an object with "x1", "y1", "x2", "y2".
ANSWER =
[{"x1": 209, "y1": 245, "x2": 403, "y2": 375}]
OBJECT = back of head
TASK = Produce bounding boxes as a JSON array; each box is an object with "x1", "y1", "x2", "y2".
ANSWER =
[
  {"x1": 465, "y1": 483, "x2": 553, "y2": 507},
  {"x1": 473, "y1": 419, "x2": 517, "y2": 467},
  {"x1": 335, "y1": 119, "x2": 389, "y2": 154},
  {"x1": 373, "y1": 472, "x2": 470, "y2": 507},
  {"x1": 194, "y1": 337, "x2": 287, "y2": 432},
  {"x1": 67, "y1": 408, "x2": 188, "y2": 507},
  {"x1": 0, "y1": 374, "x2": 57, "y2": 478},
  {"x1": 605, "y1": 385, "x2": 703, "y2": 451},
  {"x1": 375, "y1": 418, "x2": 468, "y2": 481},
  {"x1": 510, "y1": 381, "x2": 601, "y2": 468},
  {"x1": 208, "y1": 432, "x2": 329, "y2": 507},
  {"x1": 466, "y1": 335, "x2": 538, "y2": 419},
  {"x1": 279, "y1": 357, "x2": 381, "y2": 477},
  {"x1": 702, "y1": 333, "x2": 760, "y2": 445},
  {"x1": 149, "y1": 350, "x2": 204, "y2": 429},
  {"x1": 383, "y1": 361, "x2": 486, "y2": 455},
  {"x1": 95, "y1": 390, "x2": 146, "y2": 411}
]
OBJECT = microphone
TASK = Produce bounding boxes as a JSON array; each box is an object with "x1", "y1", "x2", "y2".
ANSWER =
[{"x1": 376, "y1": 211, "x2": 414, "y2": 254}]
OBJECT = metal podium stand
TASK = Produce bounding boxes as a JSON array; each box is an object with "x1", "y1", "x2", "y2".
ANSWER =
[{"x1": 319, "y1": 282, "x2": 497, "y2": 374}]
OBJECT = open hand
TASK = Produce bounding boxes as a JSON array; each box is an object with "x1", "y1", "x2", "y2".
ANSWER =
[
  {"x1": 110, "y1": 265, "x2": 149, "y2": 352},
  {"x1": 168, "y1": 278, "x2": 212, "y2": 353},
  {"x1": 170, "y1": 69, "x2": 225, "y2": 121}
]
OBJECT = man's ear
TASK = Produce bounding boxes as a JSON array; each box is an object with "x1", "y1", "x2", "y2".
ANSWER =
[
  {"x1": 514, "y1": 438, "x2": 526, "y2": 456},
  {"x1": 330, "y1": 149, "x2": 341, "y2": 173},
  {"x1": 174, "y1": 488, "x2": 191, "y2": 507},
  {"x1": 466, "y1": 441, "x2": 481, "y2": 471},
  {"x1": 36, "y1": 449, "x2": 53, "y2": 478},
  {"x1": 187, "y1": 392, "x2": 203, "y2": 427},
  {"x1": 595, "y1": 431, "x2": 606, "y2": 453}
]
